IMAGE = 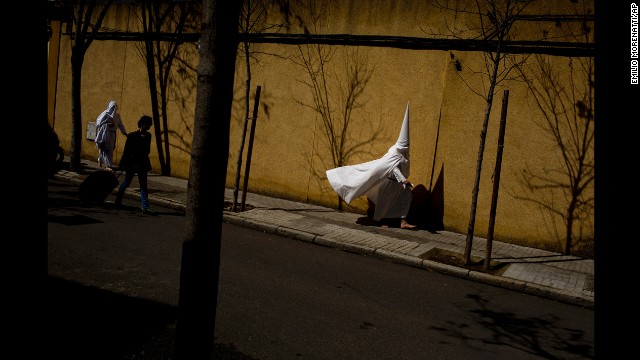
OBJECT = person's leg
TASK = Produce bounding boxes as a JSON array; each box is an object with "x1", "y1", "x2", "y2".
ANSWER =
[
  {"x1": 97, "y1": 144, "x2": 106, "y2": 168},
  {"x1": 104, "y1": 148, "x2": 114, "y2": 170},
  {"x1": 115, "y1": 170, "x2": 134, "y2": 206},
  {"x1": 104, "y1": 134, "x2": 116, "y2": 169},
  {"x1": 399, "y1": 189, "x2": 416, "y2": 229},
  {"x1": 375, "y1": 182, "x2": 416, "y2": 229},
  {"x1": 138, "y1": 171, "x2": 151, "y2": 211}
]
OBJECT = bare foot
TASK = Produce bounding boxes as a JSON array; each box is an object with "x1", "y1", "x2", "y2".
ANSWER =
[
  {"x1": 380, "y1": 225, "x2": 389, "y2": 228},
  {"x1": 400, "y1": 219, "x2": 416, "y2": 230}
]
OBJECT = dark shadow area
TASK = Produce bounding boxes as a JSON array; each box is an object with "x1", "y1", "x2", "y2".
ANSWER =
[
  {"x1": 48, "y1": 277, "x2": 259, "y2": 360},
  {"x1": 48, "y1": 214, "x2": 103, "y2": 226},
  {"x1": 48, "y1": 122, "x2": 65, "y2": 176},
  {"x1": 47, "y1": 181, "x2": 86, "y2": 207},
  {"x1": 418, "y1": 163, "x2": 445, "y2": 230},
  {"x1": 49, "y1": 159, "x2": 71, "y2": 175},
  {"x1": 48, "y1": 178, "x2": 120, "y2": 216},
  {"x1": 47, "y1": 276, "x2": 178, "y2": 359},
  {"x1": 430, "y1": 293, "x2": 594, "y2": 359}
]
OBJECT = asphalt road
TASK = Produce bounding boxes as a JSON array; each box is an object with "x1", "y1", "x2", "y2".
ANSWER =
[{"x1": 47, "y1": 177, "x2": 594, "y2": 359}]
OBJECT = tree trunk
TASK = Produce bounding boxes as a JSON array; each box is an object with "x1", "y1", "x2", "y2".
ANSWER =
[
  {"x1": 68, "y1": 0, "x2": 114, "y2": 172},
  {"x1": 160, "y1": 87, "x2": 171, "y2": 175},
  {"x1": 463, "y1": 56, "x2": 500, "y2": 266},
  {"x1": 143, "y1": 32, "x2": 168, "y2": 175},
  {"x1": 70, "y1": 50, "x2": 85, "y2": 171},
  {"x1": 173, "y1": 1, "x2": 241, "y2": 358},
  {"x1": 241, "y1": 85, "x2": 262, "y2": 211},
  {"x1": 232, "y1": 42, "x2": 252, "y2": 211},
  {"x1": 484, "y1": 90, "x2": 509, "y2": 270}
]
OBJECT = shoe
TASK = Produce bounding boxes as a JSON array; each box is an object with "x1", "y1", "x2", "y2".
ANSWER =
[{"x1": 141, "y1": 208, "x2": 157, "y2": 214}]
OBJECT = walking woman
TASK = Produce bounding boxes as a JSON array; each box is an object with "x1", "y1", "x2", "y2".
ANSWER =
[{"x1": 95, "y1": 100, "x2": 127, "y2": 170}]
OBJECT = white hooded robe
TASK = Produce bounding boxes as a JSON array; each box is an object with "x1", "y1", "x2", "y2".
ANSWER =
[
  {"x1": 95, "y1": 100, "x2": 126, "y2": 167},
  {"x1": 326, "y1": 103, "x2": 413, "y2": 221}
]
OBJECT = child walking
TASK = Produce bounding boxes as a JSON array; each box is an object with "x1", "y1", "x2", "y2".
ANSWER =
[{"x1": 115, "y1": 115, "x2": 154, "y2": 213}]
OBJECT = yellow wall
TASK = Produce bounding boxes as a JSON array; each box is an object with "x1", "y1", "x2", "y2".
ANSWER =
[{"x1": 49, "y1": 0, "x2": 594, "y2": 253}]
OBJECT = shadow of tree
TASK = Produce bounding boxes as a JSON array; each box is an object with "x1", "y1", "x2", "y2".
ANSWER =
[
  {"x1": 288, "y1": 3, "x2": 383, "y2": 209},
  {"x1": 507, "y1": 51, "x2": 594, "y2": 257},
  {"x1": 501, "y1": 4, "x2": 594, "y2": 257},
  {"x1": 430, "y1": 293, "x2": 594, "y2": 359}
]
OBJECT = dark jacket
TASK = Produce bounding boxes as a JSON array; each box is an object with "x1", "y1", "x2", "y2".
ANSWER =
[{"x1": 119, "y1": 130, "x2": 152, "y2": 172}]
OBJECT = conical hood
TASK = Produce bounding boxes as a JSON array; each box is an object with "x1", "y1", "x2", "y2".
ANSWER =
[{"x1": 394, "y1": 102, "x2": 410, "y2": 154}]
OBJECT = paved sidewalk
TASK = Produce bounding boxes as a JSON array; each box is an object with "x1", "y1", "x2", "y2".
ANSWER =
[{"x1": 52, "y1": 160, "x2": 594, "y2": 309}]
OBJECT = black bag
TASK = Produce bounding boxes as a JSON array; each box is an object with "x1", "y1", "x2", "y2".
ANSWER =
[{"x1": 78, "y1": 170, "x2": 120, "y2": 203}]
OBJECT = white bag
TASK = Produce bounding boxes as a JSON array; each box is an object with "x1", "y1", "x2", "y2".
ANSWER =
[{"x1": 86, "y1": 121, "x2": 97, "y2": 141}]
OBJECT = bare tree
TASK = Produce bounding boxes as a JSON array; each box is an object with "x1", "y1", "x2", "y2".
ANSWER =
[
  {"x1": 67, "y1": 0, "x2": 115, "y2": 171},
  {"x1": 290, "y1": 0, "x2": 381, "y2": 210},
  {"x1": 232, "y1": 0, "x2": 292, "y2": 210},
  {"x1": 173, "y1": 0, "x2": 242, "y2": 358},
  {"x1": 136, "y1": 0, "x2": 200, "y2": 176},
  {"x1": 511, "y1": 2, "x2": 594, "y2": 256},
  {"x1": 430, "y1": 0, "x2": 534, "y2": 265}
]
